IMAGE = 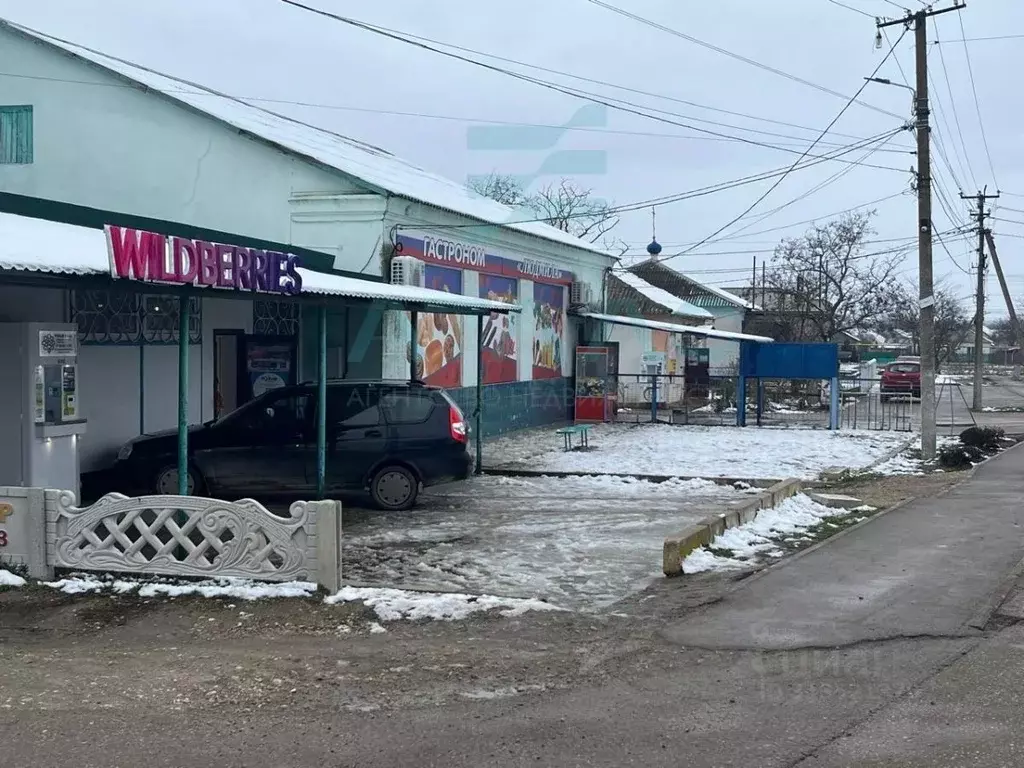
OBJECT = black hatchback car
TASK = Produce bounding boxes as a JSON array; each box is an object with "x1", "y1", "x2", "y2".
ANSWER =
[{"x1": 108, "y1": 380, "x2": 472, "y2": 509}]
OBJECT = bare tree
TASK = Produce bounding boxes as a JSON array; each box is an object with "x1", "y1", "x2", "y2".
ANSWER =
[
  {"x1": 467, "y1": 172, "x2": 528, "y2": 207},
  {"x1": 887, "y1": 284, "x2": 972, "y2": 370},
  {"x1": 765, "y1": 212, "x2": 904, "y2": 342},
  {"x1": 528, "y1": 178, "x2": 620, "y2": 243},
  {"x1": 467, "y1": 173, "x2": 619, "y2": 245}
]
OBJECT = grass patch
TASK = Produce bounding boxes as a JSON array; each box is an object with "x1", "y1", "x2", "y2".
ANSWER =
[
  {"x1": 705, "y1": 545, "x2": 738, "y2": 559},
  {"x1": 776, "y1": 510, "x2": 874, "y2": 554}
]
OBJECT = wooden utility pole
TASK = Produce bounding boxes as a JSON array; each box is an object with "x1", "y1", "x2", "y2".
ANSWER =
[
  {"x1": 878, "y1": 1, "x2": 964, "y2": 460},
  {"x1": 962, "y1": 189, "x2": 998, "y2": 410}
]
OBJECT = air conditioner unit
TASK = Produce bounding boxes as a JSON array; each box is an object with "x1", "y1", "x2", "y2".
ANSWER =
[
  {"x1": 570, "y1": 280, "x2": 593, "y2": 307},
  {"x1": 390, "y1": 255, "x2": 425, "y2": 287}
]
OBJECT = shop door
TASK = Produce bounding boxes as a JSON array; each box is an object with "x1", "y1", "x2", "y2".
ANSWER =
[{"x1": 241, "y1": 335, "x2": 298, "y2": 404}]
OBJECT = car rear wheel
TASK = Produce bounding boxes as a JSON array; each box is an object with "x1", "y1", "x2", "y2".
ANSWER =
[
  {"x1": 154, "y1": 464, "x2": 203, "y2": 496},
  {"x1": 370, "y1": 465, "x2": 419, "y2": 511}
]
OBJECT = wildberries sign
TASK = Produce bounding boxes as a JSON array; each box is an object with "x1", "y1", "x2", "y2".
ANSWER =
[{"x1": 105, "y1": 226, "x2": 302, "y2": 295}]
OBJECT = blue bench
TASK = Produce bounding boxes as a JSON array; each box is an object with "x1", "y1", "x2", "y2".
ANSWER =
[{"x1": 555, "y1": 424, "x2": 592, "y2": 451}]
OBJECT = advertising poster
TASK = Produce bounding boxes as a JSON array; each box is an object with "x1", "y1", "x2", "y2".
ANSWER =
[
  {"x1": 533, "y1": 283, "x2": 564, "y2": 380},
  {"x1": 410, "y1": 266, "x2": 464, "y2": 387},
  {"x1": 246, "y1": 342, "x2": 293, "y2": 397},
  {"x1": 479, "y1": 274, "x2": 518, "y2": 384}
]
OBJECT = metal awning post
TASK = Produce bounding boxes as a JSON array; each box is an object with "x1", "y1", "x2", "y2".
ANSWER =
[
  {"x1": 316, "y1": 303, "x2": 328, "y2": 499},
  {"x1": 475, "y1": 313, "x2": 484, "y2": 475},
  {"x1": 176, "y1": 291, "x2": 190, "y2": 496},
  {"x1": 410, "y1": 310, "x2": 418, "y2": 381}
]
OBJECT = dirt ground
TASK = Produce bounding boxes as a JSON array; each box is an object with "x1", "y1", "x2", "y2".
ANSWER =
[{"x1": 0, "y1": 464, "x2": 974, "y2": 718}]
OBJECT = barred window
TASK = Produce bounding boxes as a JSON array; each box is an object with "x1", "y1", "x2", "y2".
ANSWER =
[
  {"x1": 72, "y1": 290, "x2": 201, "y2": 345},
  {"x1": 253, "y1": 298, "x2": 300, "y2": 336}
]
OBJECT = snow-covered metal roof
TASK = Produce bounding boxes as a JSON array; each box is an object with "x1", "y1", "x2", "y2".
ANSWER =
[
  {"x1": 610, "y1": 271, "x2": 713, "y2": 319},
  {"x1": 576, "y1": 311, "x2": 773, "y2": 343},
  {"x1": 0, "y1": 212, "x2": 519, "y2": 313},
  {"x1": 6, "y1": 21, "x2": 611, "y2": 259},
  {"x1": 629, "y1": 260, "x2": 757, "y2": 311}
]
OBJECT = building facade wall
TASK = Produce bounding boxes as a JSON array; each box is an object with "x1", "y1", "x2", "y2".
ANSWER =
[{"x1": 0, "y1": 28, "x2": 369, "y2": 260}]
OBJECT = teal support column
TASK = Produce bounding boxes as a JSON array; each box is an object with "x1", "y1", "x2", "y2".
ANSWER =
[
  {"x1": 736, "y1": 376, "x2": 747, "y2": 427},
  {"x1": 176, "y1": 293, "x2": 190, "y2": 496},
  {"x1": 316, "y1": 304, "x2": 328, "y2": 500},
  {"x1": 410, "y1": 310, "x2": 418, "y2": 381},
  {"x1": 475, "y1": 313, "x2": 483, "y2": 474},
  {"x1": 829, "y1": 376, "x2": 840, "y2": 430}
]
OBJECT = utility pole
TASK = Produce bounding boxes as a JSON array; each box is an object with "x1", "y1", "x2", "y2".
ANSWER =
[
  {"x1": 878, "y1": 1, "x2": 964, "y2": 460},
  {"x1": 962, "y1": 188, "x2": 998, "y2": 410},
  {"x1": 984, "y1": 231, "x2": 1024, "y2": 364}
]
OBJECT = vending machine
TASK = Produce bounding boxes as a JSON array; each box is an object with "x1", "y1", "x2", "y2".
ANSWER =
[{"x1": 0, "y1": 323, "x2": 87, "y2": 498}]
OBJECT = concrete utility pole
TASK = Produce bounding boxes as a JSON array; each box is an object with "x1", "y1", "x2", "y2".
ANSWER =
[
  {"x1": 962, "y1": 189, "x2": 998, "y2": 410},
  {"x1": 878, "y1": 1, "x2": 965, "y2": 460},
  {"x1": 983, "y1": 231, "x2": 1024, "y2": 361}
]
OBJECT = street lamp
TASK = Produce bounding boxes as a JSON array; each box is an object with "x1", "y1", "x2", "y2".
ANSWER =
[{"x1": 864, "y1": 77, "x2": 916, "y2": 116}]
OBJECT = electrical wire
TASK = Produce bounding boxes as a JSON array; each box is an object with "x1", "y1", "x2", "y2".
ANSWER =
[
  {"x1": 278, "y1": 0, "x2": 911, "y2": 171},
  {"x1": 664, "y1": 29, "x2": 909, "y2": 260},
  {"x1": 584, "y1": 0, "x2": 906, "y2": 121},
  {"x1": 826, "y1": 0, "x2": 875, "y2": 18},
  {"x1": 958, "y1": 11, "x2": 1000, "y2": 186},
  {"x1": 932, "y1": 21, "x2": 978, "y2": 190},
  {"x1": 0, "y1": 68, "x2": 918, "y2": 155}
]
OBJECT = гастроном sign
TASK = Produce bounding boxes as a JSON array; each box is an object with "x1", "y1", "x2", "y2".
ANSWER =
[
  {"x1": 105, "y1": 226, "x2": 303, "y2": 295},
  {"x1": 396, "y1": 234, "x2": 573, "y2": 286}
]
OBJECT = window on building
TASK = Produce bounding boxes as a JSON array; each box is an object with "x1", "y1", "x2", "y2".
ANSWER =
[
  {"x1": 0, "y1": 106, "x2": 33, "y2": 164},
  {"x1": 254, "y1": 299, "x2": 300, "y2": 336},
  {"x1": 72, "y1": 289, "x2": 201, "y2": 345}
]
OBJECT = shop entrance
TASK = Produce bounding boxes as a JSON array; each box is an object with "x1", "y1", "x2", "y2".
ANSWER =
[{"x1": 214, "y1": 331, "x2": 298, "y2": 417}]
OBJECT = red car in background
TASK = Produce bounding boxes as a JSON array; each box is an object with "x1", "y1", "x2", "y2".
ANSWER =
[{"x1": 880, "y1": 357, "x2": 922, "y2": 400}]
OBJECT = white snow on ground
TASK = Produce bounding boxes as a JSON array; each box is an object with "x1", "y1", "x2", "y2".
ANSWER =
[
  {"x1": 43, "y1": 575, "x2": 318, "y2": 599},
  {"x1": 683, "y1": 494, "x2": 844, "y2": 573},
  {"x1": 0, "y1": 569, "x2": 26, "y2": 587},
  {"x1": 869, "y1": 437, "x2": 959, "y2": 476},
  {"x1": 325, "y1": 586, "x2": 561, "y2": 621},
  {"x1": 487, "y1": 423, "x2": 911, "y2": 480},
  {"x1": 436, "y1": 474, "x2": 756, "y2": 499}
]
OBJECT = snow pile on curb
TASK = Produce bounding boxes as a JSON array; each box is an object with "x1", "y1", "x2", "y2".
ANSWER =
[
  {"x1": 43, "y1": 575, "x2": 318, "y2": 600},
  {"x1": 870, "y1": 436, "x2": 958, "y2": 476},
  {"x1": 325, "y1": 586, "x2": 562, "y2": 622},
  {"x1": 683, "y1": 494, "x2": 846, "y2": 573},
  {"x1": 0, "y1": 569, "x2": 26, "y2": 587}
]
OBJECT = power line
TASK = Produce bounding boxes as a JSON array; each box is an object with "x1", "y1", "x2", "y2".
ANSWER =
[
  {"x1": 583, "y1": 0, "x2": 906, "y2": 121},
  {"x1": 930, "y1": 22, "x2": 976, "y2": 189},
  {"x1": 826, "y1": 0, "x2": 874, "y2": 18},
  {"x1": 269, "y1": 3, "x2": 912, "y2": 151},
  {"x1": 958, "y1": 11, "x2": 1000, "y2": 186},
  {"x1": 665, "y1": 28, "x2": 909, "y2": 260},
  {"x1": 936, "y1": 34, "x2": 1024, "y2": 43},
  {"x1": 0, "y1": 68, "x2": 917, "y2": 155},
  {"x1": 278, "y1": 1, "x2": 911, "y2": 172}
]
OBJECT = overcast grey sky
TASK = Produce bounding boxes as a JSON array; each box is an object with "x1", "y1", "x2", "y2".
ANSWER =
[{"x1": 3, "y1": 0, "x2": 1022, "y2": 316}]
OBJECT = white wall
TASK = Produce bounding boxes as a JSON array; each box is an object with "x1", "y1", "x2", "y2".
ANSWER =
[
  {"x1": 608, "y1": 325, "x2": 652, "y2": 375},
  {"x1": 708, "y1": 311, "x2": 744, "y2": 372},
  {"x1": 0, "y1": 29, "x2": 362, "y2": 248},
  {"x1": 78, "y1": 346, "x2": 140, "y2": 471},
  {"x1": 0, "y1": 285, "x2": 65, "y2": 322}
]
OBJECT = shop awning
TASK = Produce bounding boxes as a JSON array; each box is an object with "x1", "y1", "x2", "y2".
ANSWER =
[
  {"x1": 0, "y1": 212, "x2": 519, "y2": 315},
  {"x1": 574, "y1": 311, "x2": 773, "y2": 343}
]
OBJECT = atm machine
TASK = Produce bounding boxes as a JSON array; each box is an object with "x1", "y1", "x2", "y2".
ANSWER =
[{"x1": 0, "y1": 323, "x2": 87, "y2": 499}]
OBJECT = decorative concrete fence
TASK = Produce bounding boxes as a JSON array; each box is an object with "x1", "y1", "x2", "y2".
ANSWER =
[{"x1": 1, "y1": 488, "x2": 342, "y2": 592}]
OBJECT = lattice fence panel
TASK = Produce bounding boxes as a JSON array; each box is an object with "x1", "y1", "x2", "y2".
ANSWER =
[{"x1": 50, "y1": 492, "x2": 315, "y2": 582}]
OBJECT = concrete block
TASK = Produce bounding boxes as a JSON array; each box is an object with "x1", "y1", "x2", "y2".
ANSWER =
[
  {"x1": 663, "y1": 524, "x2": 715, "y2": 576},
  {"x1": 806, "y1": 491, "x2": 864, "y2": 509}
]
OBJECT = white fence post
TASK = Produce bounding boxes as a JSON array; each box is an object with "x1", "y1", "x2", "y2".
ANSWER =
[
  {"x1": 0, "y1": 486, "x2": 53, "y2": 580},
  {"x1": 293, "y1": 499, "x2": 342, "y2": 593}
]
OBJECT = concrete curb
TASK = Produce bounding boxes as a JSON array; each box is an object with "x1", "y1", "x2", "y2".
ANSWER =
[
  {"x1": 482, "y1": 467, "x2": 781, "y2": 488},
  {"x1": 662, "y1": 477, "x2": 803, "y2": 576}
]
